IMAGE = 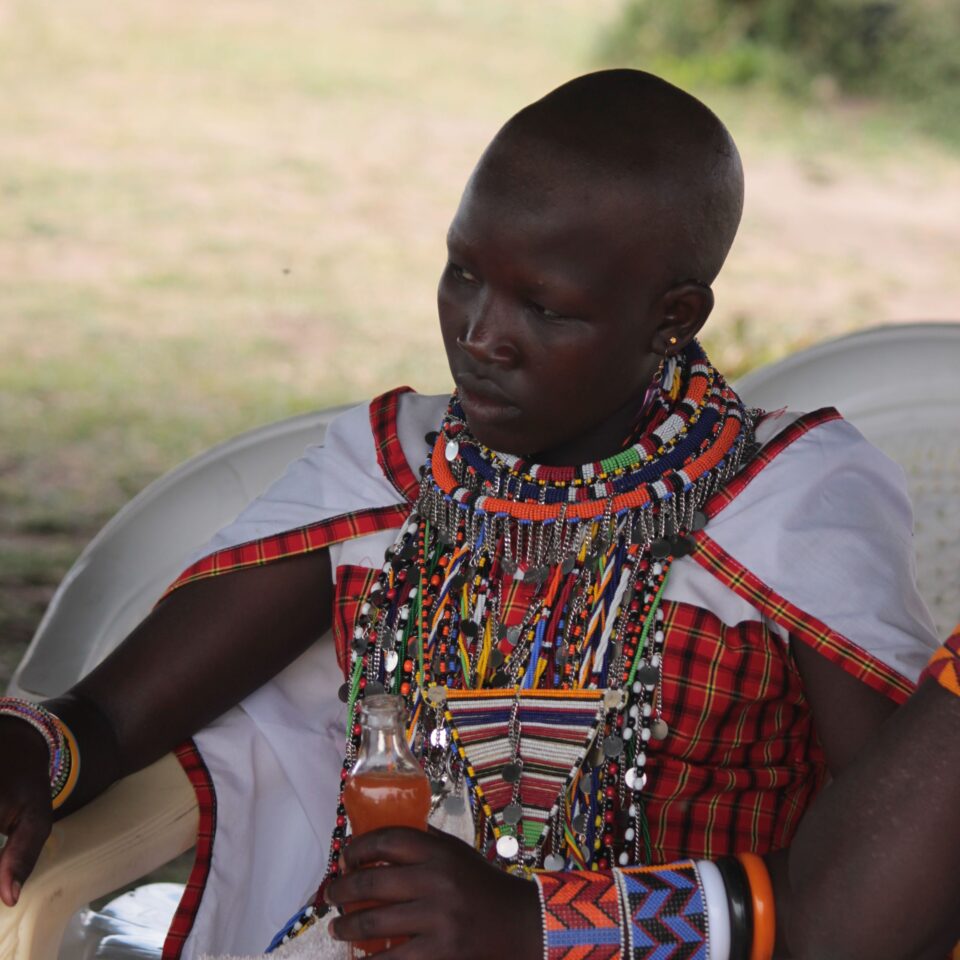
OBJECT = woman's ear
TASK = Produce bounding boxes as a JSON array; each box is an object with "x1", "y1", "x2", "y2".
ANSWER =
[{"x1": 652, "y1": 282, "x2": 714, "y2": 356}]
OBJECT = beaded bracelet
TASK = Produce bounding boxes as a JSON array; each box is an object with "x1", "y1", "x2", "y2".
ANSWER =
[
  {"x1": 920, "y1": 628, "x2": 960, "y2": 698},
  {"x1": 0, "y1": 697, "x2": 79, "y2": 807},
  {"x1": 737, "y1": 852, "x2": 775, "y2": 960}
]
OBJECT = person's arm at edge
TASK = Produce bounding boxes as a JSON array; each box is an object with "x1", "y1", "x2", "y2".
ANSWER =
[
  {"x1": 787, "y1": 675, "x2": 960, "y2": 960},
  {"x1": 0, "y1": 547, "x2": 333, "y2": 907}
]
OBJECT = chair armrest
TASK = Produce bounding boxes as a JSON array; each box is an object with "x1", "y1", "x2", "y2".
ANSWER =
[{"x1": 0, "y1": 753, "x2": 198, "y2": 960}]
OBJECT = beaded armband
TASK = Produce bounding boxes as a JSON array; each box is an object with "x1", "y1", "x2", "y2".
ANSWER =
[
  {"x1": 0, "y1": 697, "x2": 80, "y2": 808},
  {"x1": 535, "y1": 871, "x2": 622, "y2": 959},
  {"x1": 919, "y1": 627, "x2": 960, "y2": 697},
  {"x1": 535, "y1": 862, "x2": 708, "y2": 960},
  {"x1": 615, "y1": 862, "x2": 708, "y2": 960}
]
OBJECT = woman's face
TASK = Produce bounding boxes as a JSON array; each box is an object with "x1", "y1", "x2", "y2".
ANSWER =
[{"x1": 437, "y1": 163, "x2": 669, "y2": 465}]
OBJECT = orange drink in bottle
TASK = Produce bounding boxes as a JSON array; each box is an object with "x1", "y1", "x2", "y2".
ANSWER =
[{"x1": 342, "y1": 694, "x2": 431, "y2": 957}]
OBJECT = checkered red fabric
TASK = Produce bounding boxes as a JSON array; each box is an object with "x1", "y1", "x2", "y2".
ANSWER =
[
  {"x1": 332, "y1": 564, "x2": 380, "y2": 678},
  {"x1": 163, "y1": 505, "x2": 410, "y2": 599},
  {"x1": 920, "y1": 626, "x2": 960, "y2": 697},
  {"x1": 369, "y1": 386, "x2": 420, "y2": 502},
  {"x1": 691, "y1": 407, "x2": 915, "y2": 706},
  {"x1": 161, "y1": 742, "x2": 216, "y2": 960},
  {"x1": 645, "y1": 599, "x2": 824, "y2": 861},
  {"x1": 689, "y1": 534, "x2": 913, "y2": 705}
]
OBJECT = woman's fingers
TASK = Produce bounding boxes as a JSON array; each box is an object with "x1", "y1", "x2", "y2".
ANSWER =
[
  {"x1": 0, "y1": 803, "x2": 51, "y2": 906},
  {"x1": 0, "y1": 720, "x2": 54, "y2": 908},
  {"x1": 327, "y1": 863, "x2": 435, "y2": 908},
  {"x1": 341, "y1": 827, "x2": 454, "y2": 871},
  {"x1": 329, "y1": 897, "x2": 429, "y2": 943}
]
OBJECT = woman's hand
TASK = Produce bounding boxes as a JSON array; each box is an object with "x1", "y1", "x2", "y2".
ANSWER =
[
  {"x1": 0, "y1": 718, "x2": 53, "y2": 907},
  {"x1": 326, "y1": 828, "x2": 543, "y2": 960}
]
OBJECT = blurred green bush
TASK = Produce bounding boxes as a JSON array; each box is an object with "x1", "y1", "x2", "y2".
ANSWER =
[{"x1": 601, "y1": 0, "x2": 960, "y2": 139}]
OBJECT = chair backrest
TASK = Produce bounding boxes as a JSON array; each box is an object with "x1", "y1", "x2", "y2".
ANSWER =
[
  {"x1": 736, "y1": 322, "x2": 960, "y2": 640},
  {"x1": 8, "y1": 407, "x2": 349, "y2": 700}
]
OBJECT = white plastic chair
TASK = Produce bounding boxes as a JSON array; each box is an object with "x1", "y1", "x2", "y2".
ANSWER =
[
  {"x1": 2, "y1": 406, "x2": 347, "y2": 960},
  {"x1": 736, "y1": 322, "x2": 960, "y2": 640},
  {"x1": 4, "y1": 322, "x2": 960, "y2": 959},
  {"x1": 9, "y1": 406, "x2": 349, "y2": 702}
]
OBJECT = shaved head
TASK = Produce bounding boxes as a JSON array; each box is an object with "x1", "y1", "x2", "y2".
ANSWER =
[{"x1": 473, "y1": 69, "x2": 744, "y2": 288}]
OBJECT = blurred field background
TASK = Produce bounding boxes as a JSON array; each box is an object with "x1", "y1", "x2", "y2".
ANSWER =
[{"x1": 3, "y1": 0, "x2": 960, "y2": 689}]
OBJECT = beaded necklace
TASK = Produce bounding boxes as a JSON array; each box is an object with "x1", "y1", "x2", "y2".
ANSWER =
[{"x1": 322, "y1": 341, "x2": 757, "y2": 894}]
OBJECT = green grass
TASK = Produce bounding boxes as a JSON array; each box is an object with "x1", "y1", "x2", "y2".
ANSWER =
[{"x1": 2, "y1": 0, "x2": 960, "y2": 691}]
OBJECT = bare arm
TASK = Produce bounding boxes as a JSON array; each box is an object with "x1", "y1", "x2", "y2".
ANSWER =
[
  {"x1": 0, "y1": 547, "x2": 333, "y2": 906},
  {"x1": 768, "y1": 639, "x2": 900, "y2": 958},
  {"x1": 788, "y1": 677, "x2": 960, "y2": 960}
]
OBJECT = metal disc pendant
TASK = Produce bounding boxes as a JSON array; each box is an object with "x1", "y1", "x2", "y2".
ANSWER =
[
  {"x1": 337, "y1": 682, "x2": 350, "y2": 703},
  {"x1": 603, "y1": 735, "x2": 624, "y2": 758},
  {"x1": 650, "y1": 718, "x2": 670, "y2": 740},
  {"x1": 691, "y1": 510, "x2": 708, "y2": 532},
  {"x1": 572, "y1": 813, "x2": 587, "y2": 833},
  {"x1": 489, "y1": 648, "x2": 505, "y2": 668},
  {"x1": 461, "y1": 620, "x2": 478, "y2": 638},
  {"x1": 527, "y1": 565, "x2": 549, "y2": 584},
  {"x1": 650, "y1": 538, "x2": 672, "y2": 559},
  {"x1": 384, "y1": 650, "x2": 399, "y2": 673},
  {"x1": 445, "y1": 439, "x2": 459, "y2": 461},
  {"x1": 502, "y1": 762, "x2": 522, "y2": 783},
  {"x1": 502, "y1": 558, "x2": 518, "y2": 576},
  {"x1": 637, "y1": 664, "x2": 659, "y2": 686},
  {"x1": 506, "y1": 625, "x2": 522, "y2": 645},
  {"x1": 429, "y1": 727, "x2": 449, "y2": 748},
  {"x1": 496, "y1": 835, "x2": 520, "y2": 860},
  {"x1": 365, "y1": 681, "x2": 385, "y2": 696},
  {"x1": 670, "y1": 536, "x2": 695, "y2": 558},
  {"x1": 502, "y1": 802, "x2": 523, "y2": 825},
  {"x1": 543, "y1": 853, "x2": 565, "y2": 871},
  {"x1": 561, "y1": 555, "x2": 576, "y2": 575}
]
